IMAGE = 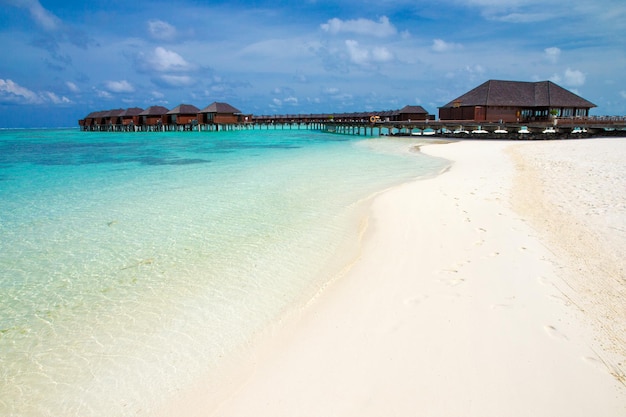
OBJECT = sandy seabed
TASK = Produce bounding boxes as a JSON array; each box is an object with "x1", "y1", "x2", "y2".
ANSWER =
[{"x1": 163, "y1": 138, "x2": 626, "y2": 417}]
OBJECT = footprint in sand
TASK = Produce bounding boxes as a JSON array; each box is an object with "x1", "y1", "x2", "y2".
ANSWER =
[
  {"x1": 544, "y1": 325, "x2": 568, "y2": 340},
  {"x1": 537, "y1": 276, "x2": 550, "y2": 286},
  {"x1": 548, "y1": 294, "x2": 572, "y2": 307},
  {"x1": 439, "y1": 276, "x2": 465, "y2": 287},
  {"x1": 404, "y1": 294, "x2": 429, "y2": 306}
]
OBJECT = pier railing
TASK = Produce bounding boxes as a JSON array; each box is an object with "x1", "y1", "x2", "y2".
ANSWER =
[{"x1": 80, "y1": 115, "x2": 626, "y2": 138}]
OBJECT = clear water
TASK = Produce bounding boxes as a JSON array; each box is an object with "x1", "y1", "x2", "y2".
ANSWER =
[{"x1": 0, "y1": 128, "x2": 448, "y2": 416}]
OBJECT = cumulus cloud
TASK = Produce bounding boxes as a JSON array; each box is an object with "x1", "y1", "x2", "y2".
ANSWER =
[
  {"x1": 106, "y1": 80, "x2": 135, "y2": 93},
  {"x1": 154, "y1": 74, "x2": 194, "y2": 87},
  {"x1": 544, "y1": 47, "x2": 561, "y2": 63},
  {"x1": 345, "y1": 40, "x2": 393, "y2": 66},
  {"x1": 0, "y1": 78, "x2": 70, "y2": 105},
  {"x1": 284, "y1": 96, "x2": 299, "y2": 105},
  {"x1": 321, "y1": 16, "x2": 397, "y2": 38},
  {"x1": 3, "y1": 0, "x2": 61, "y2": 31},
  {"x1": 0, "y1": 79, "x2": 39, "y2": 103},
  {"x1": 564, "y1": 68, "x2": 585, "y2": 86},
  {"x1": 153, "y1": 47, "x2": 191, "y2": 72},
  {"x1": 146, "y1": 46, "x2": 191, "y2": 72},
  {"x1": 432, "y1": 39, "x2": 462, "y2": 52},
  {"x1": 345, "y1": 40, "x2": 370, "y2": 65},
  {"x1": 66, "y1": 81, "x2": 80, "y2": 93},
  {"x1": 148, "y1": 19, "x2": 177, "y2": 41},
  {"x1": 42, "y1": 91, "x2": 70, "y2": 104}
]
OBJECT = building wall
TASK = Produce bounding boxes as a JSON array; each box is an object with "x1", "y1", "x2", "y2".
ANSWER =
[
  {"x1": 485, "y1": 107, "x2": 520, "y2": 123},
  {"x1": 175, "y1": 114, "x2": 198, "y2": 125},
  {"x1": 214, "y1": 114, "x2": 240, "y2": 124},
  {"x1": 397, "y1": 113, "x2": 429, "y2": 121},
  {"x1": 143, "y1": 115, "x2": 164, "y2": 126},
  {"x1": 439, "y1": 106, "x2": 476, "y2": 120}
]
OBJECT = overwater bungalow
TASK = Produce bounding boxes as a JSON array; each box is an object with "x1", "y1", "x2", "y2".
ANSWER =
[
  {"x1": 138, "y1": 106, "x2": 169, "y2": 130},
  {"x1": 199, "y1": 102, "x2": 243, "y2": 124},
  {"x1": 105, "y1": 109, "x2": 125, "y2": 130},
  {"x1": 120, "y1": 107, "x2": 144, "y2": 131},
  {"x1": 396, "y1": 105, "x2": 431, "y2": 121},
  {"x1": 439, "y1": 80, "x2": 596, "y2": 122},
  {"x1": 165, "y1": 104, "x2": 200, "y2": 130}
]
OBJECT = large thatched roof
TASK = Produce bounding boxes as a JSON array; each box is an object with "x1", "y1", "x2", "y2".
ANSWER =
[{"x1": 441, "y1": 80, "x2": 596, "y2": 108}]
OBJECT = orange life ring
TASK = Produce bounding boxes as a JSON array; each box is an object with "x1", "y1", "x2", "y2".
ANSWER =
[{"x1": 370, "y1": 115, "x2": 377, "y2": 123}]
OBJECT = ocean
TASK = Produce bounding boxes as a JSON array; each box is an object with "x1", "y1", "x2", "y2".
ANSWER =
[{"x1": 0, "y1": 128, "x2": 448, "y2": 416}]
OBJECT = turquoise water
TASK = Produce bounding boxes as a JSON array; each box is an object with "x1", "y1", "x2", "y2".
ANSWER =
[{"x1": 0, "y1": 128, "x2": 448, "y2": 416}]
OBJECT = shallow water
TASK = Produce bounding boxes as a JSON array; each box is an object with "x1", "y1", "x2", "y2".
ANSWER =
[{"x1": 0, "y1": 128, "x2": 448, "y2": 416}]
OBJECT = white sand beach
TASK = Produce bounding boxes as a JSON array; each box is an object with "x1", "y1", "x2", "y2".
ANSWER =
[{"x1": 168, "y1": 138, "x2": 626, "y2": 417}]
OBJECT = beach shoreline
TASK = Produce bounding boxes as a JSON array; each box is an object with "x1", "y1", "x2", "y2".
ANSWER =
[{"x1": 163, "y1": 138, "x2": 625, "y2": 417}]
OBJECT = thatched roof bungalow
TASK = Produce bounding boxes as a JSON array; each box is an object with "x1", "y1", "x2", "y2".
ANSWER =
[
  {"x1": 139, "y1": 106, "x2": 169, "y2": 126},
  {"x1": 198, "y1": 102, "x2": 242, "y2": 124},
  {"x1": 439, "y1": 80, "x2": 596, "y2": 122},
  {"x1": 82, "y1": 110, "x2": 106, "y2": 129},
  {"x1": 396, "y1": 105, "x2": 431, "y2": 121},
  {"x1": 120, "y1": 107, "x2": 144, "y2": 126},
  {"x1": 166, "y1": 104, "x2": 200, "y2": 126}
]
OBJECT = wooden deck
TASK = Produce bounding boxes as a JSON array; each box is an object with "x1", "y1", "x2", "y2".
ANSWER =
[{"x1": 80, "y1": 115, "x2": 626, "y2": 139}]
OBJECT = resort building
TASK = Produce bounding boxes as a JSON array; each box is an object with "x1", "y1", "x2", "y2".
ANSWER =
[
  {"x1": 396, "y1": 105, "x2": 431, "y2": 121},
  {"x1": 438, "y1": 80, "x2": 596, "y2": 122},
  {"x1": 139, "y1": 106, "x2": 169, "y2": 129},
  {"x1": 120, "y1": 107, "x2": 144, "y2": 129},
  {"x1": 199, "y1": 102, "x2": 244, "y2": 125},
  {"x1": 165, "y1": 104, "x2": 201, "y2": 129}
]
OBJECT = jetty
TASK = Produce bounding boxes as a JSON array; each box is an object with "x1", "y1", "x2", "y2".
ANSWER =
[{"x1": 78, "y1": 79, "x2": 626, "y2": 139}]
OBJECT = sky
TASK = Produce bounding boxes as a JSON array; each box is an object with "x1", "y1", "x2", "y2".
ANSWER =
[{"x1": 0, "y1": 0, "x2": 625, "y2": 128}]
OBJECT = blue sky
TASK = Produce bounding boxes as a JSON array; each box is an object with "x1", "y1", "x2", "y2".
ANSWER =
[{"x1": 0, "y1": 0, "x2": 625, "y2": 127}]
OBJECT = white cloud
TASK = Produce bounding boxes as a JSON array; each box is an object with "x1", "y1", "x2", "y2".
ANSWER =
[
  {"x1": 95, "y1": 89, "x2": 113, "y2": 99},
  {"x1": 371, "y1": 46, "x2": 393, "y2": 62},
  {"x1": 549, "y1": 68, "x2": 585, "y2": 87},
  {"x1": 66, "y1": 81, "x2": 80, "y2": 93},
  {"x1": 142, "y1": 47, "x2": 193, "y2": 72},
  {"x1": 156, "y1": 74, "x2": 194, "y2": 87},
  {"x1": 0, "y1": 79, "x2": 39, "y2": 103},
  {"x1": 620, "y1": 91, "x2": 626, "y2": 99},
  {"x1": 495, "y1": 12, "x2": 552, "y2": 23},
  {"x1": 544, "y1": 47, "x2": 561, "y2": 63},
  {"x1": 564, "y1": 68, "x2": 585, "y2": 86},
  {"x1": 284, "y1": 96, "x2": 298, "y2": 105},
  {"x1": 106, "y1": 80, "x2": 135, "y2": 93},
  {"x1": 148, "y1": 19, "x2": 177, "y2": 41},
  {"x1": 4, "y1": 0, "x2": 61, "y2": 31},
  {"x1": 345, "y1": 40, "x2": 393, "y2": 66},
  {"x1": 43, "y1": 91, "x2": 70, "y2": 104},
  {"x1": 432, "y1": 39, "x2": 462, "y2": 52},
  {"x1": 345, "y1": 40, "x2": 369, "y2": 65},
  {"x1": 0, "y1": 78, "x2": 69, "y2": 104},
  {"x1": 321, "y1": 16, "x2": 397, "y2": 38}
]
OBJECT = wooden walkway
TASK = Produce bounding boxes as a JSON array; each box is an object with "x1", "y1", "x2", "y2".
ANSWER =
[{"x1": 83, "y1": 116, "x2": 626, "y2": 139}]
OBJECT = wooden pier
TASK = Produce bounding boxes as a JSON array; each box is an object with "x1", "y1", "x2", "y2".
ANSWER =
[{"x1": 80, "y1": 113, "x2": 626, "y2": 139}]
